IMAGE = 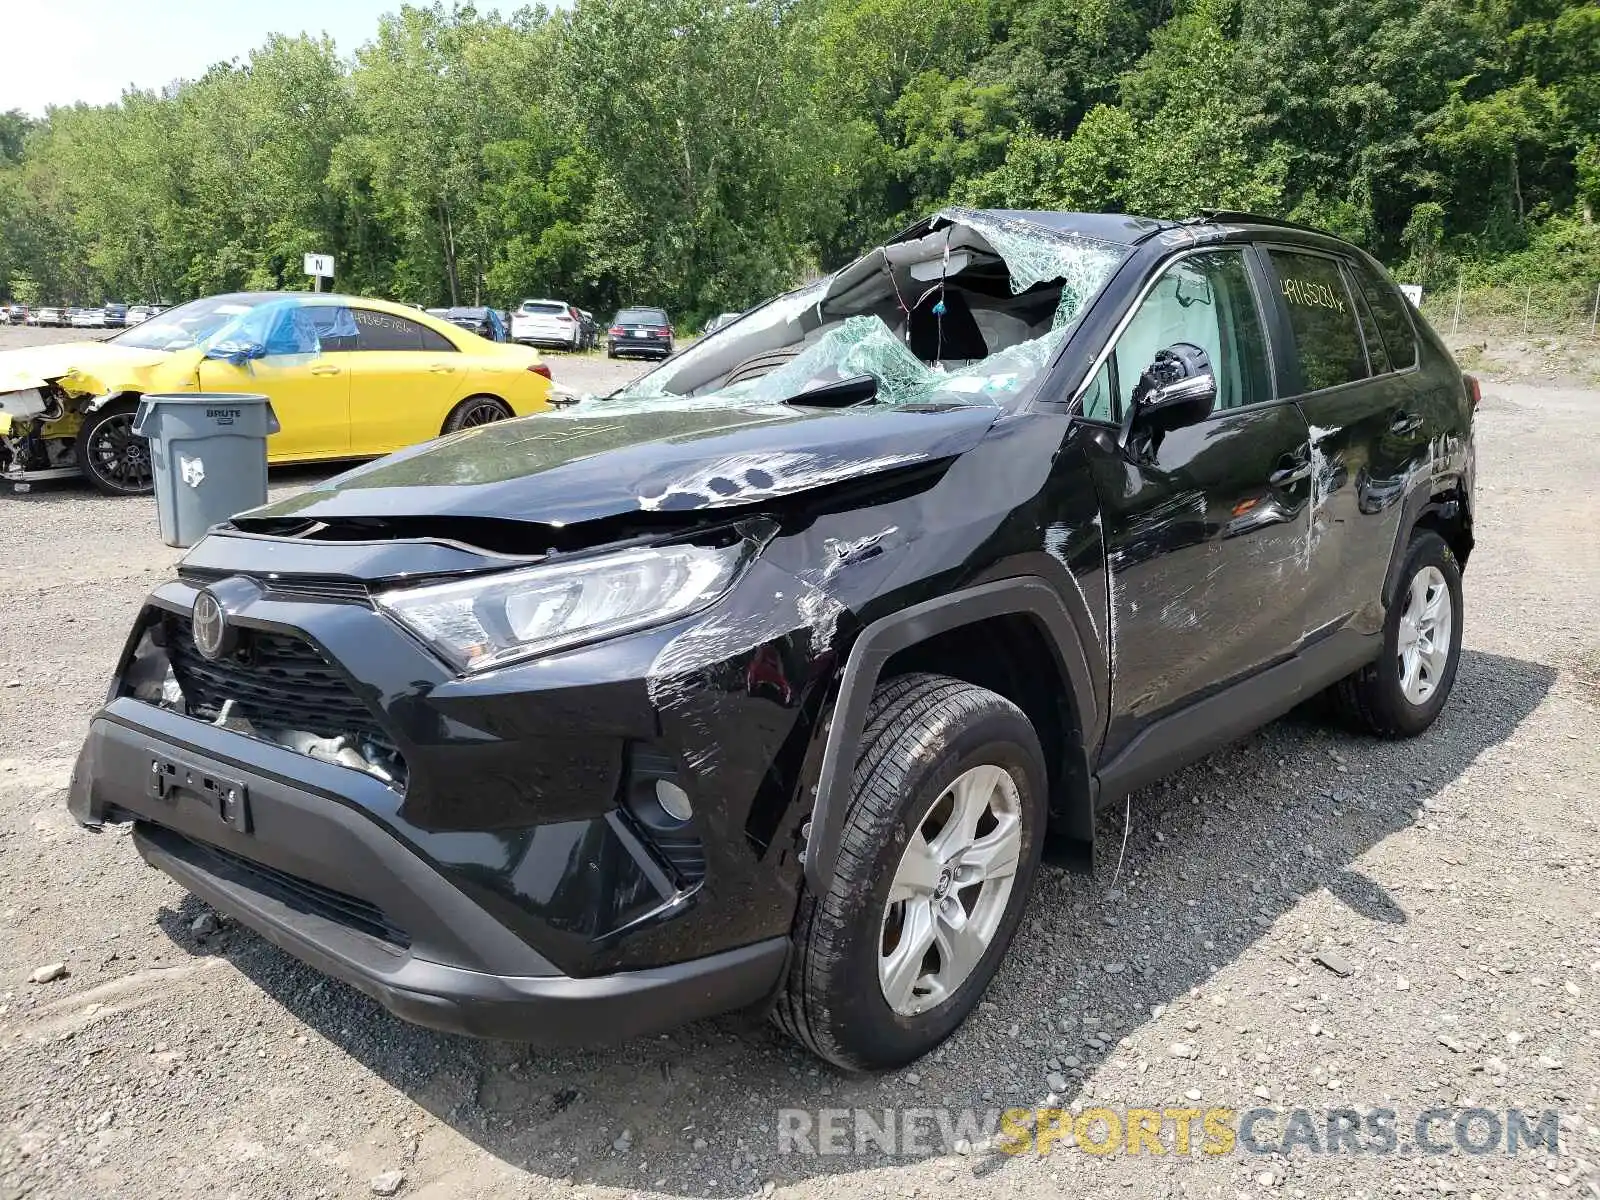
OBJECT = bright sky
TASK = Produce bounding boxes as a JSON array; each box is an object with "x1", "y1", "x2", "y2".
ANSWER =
[{"x1": 1, "y1": 2, "x2": 461, "y2": 115}]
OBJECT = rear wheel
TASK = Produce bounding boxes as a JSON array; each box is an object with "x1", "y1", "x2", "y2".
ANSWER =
[
  {"x1": 772, "y1": 674, "x2": 1046, "y2": 1070},
  {"x1": 441, "y1": 395, "x2": 512, "y2": 434},
  {"x1": 76, "y1": 402, "x2": 153, "y2": 496},
  {"x1": 1326, "y1": 531, "x2": 1463, "y2": 737}
]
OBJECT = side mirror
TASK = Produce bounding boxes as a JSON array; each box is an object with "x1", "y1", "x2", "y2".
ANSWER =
[
  {"x1": 1129, "y1": 343, "x2": 1216, "y2": 432},
  {"x1": 205, "y1": 339, "x2": 265, "y2": 366}
]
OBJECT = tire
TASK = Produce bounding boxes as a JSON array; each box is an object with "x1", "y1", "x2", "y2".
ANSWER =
[
  {"x1": 1327, "y1": 530, "x2": 1463, "y2": 738},
  {"x1": 76, "y1": 402, "x2": 154, "y2": 496},
  {"x1": 772, "y1": 673, "x2": 1047, "y2": 1070},
  {"x1": 441, "y1": 395, "x2": 512, "y2": 434}
]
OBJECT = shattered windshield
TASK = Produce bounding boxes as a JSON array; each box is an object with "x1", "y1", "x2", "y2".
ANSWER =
[
  {"x1": 109, "y1": 294, "x2": 276, "y2": 352},
  {"x1": 594, "y1": 209, "x2": 1127, "y2": 415}
]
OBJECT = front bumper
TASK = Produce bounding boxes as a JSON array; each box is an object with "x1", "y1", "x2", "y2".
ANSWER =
[
  {"x1": 65, "y1": 531, "x2": 852, "y2": 1039},
  {"x1": 70, "y1": 706, "x2": 788, "y2": 1042}
]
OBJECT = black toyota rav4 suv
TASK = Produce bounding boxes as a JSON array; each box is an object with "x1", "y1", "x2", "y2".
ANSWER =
[{"x1": 70, "y1": 209, "x2": 1474, "y2": 1071}]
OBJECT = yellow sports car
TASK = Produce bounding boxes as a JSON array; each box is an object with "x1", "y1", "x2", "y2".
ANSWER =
[{"x1": 0, "y1": 292, "x2": 553, "y2": 494}]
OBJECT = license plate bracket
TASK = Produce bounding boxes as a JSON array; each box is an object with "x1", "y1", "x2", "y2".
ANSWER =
[{"x1": 148, "y1": 752, "x2": 251, "y2": 833}]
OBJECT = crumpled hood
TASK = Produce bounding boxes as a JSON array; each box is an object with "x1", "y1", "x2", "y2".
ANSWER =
[
  {"x1": 0, "y1": 341, "x2": 186, "y2": 395},
  {"x1": 246, "y1": 402, "x2": 1000, "y2": 527}
]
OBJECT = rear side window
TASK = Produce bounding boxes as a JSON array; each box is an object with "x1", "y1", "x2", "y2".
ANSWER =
[
  {"x1": 352, "y1": 308, "x2": 456, "y2": 352},
  {"x1": 1352, "y1": 263, "x2": 1418, "y2": 369},
  {"x1": 1266, "y1": 250, "x2": 1368, "y2": 392}
]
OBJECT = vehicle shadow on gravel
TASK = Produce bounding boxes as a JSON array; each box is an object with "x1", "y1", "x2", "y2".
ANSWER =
[{"x1": 155, "y1": 647, "x2": 1554, "y2": 1195}]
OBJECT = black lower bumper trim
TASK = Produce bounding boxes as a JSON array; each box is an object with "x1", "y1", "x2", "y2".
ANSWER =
[{"x1": 134, "y1": 823, "x2": 789, "y2": 1043}]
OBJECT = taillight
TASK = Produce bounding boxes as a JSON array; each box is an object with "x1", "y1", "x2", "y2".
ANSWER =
[
  {"x1": 658, "y1": 326, "x2": 672, "y2": 337},
  {"x1": 530, "y1": 363, "x2": 552, "y2": 379},
  {"x1": 1464, "y1": 373, "x2": 1481, "y2": 411},
  {"x1": 609, "y1": 326, "x2": 624, "y2": 336}
]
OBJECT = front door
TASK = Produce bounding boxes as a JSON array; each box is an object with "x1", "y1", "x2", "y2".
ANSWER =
[
  {"x1": 198, "y1": 348, "x2": 350, "y2": 462},
  {"x1": 1079, "y1": 248, "x2": 1313, "y2": 757}
]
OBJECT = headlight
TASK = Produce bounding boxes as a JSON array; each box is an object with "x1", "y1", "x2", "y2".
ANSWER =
[{"x1": 375, "y1": 542, "x2": 749, "y2": 673}]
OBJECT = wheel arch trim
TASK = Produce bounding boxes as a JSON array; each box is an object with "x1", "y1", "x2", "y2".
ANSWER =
[
  {"x1": 1380, "y1": 470, "x2": 1471, "y2": 610},
  {"x1": 804, "y1": 576, "x2": 1099, "y2": 894}
]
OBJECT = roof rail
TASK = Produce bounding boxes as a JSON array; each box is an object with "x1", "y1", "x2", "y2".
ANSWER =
[{"x1": 1183, "y1": 210, "x2": 1328, "y2": 235}]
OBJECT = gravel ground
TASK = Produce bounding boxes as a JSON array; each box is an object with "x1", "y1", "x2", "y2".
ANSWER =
[{"x1": 1, "y1": 322, "x2": 1597, "y2": 1200}]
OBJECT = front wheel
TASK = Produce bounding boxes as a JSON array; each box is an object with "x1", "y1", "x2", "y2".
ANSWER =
[
  {"x1": 1327, "y1": 530, "x2": 1463, "y2": 737},
  {"x1": 76, "y1": 402, "x2": 153, "y2": 496},
  {"x1": 441, "y1": 395, "x2": 513, "y2": 434},
  {"x1": 772, "y1": 674, "x2": 1047, "y2": 1070}
]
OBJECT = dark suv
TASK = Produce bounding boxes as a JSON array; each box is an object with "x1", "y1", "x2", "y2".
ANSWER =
[
  {"x1": 69, "y1": 209, "x2": 1473, "y2": 1070},
  {"x1": 441, "y1": 306, "x2": 508, "y2": 342},
  {"x1": 607, "y1": 306, "x2": 674, "y2": 359}
]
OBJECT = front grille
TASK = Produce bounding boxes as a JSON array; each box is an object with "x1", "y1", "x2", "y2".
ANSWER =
[
  {"x1": 142, "y1": 823, "x2": 409, "y2": 948},
  {"x1": 163, "y1": 613, "x2": 393, "y2": 753},
  {"x1": 178, "y1": 566, "x2": 371, "y2": 605}
]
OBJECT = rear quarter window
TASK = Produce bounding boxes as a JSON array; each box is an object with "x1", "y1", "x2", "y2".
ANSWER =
[
  {"x1": 1353, "y1": 263, "x2": 1419, "y2": 369},
  {"x1": 1265, "y1": 249, "x2": 1369, "y2": 392}
]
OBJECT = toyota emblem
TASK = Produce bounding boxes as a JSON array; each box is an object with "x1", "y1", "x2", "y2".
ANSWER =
[{"x1": 191, "y1": 590, "x2": 232, "y2": 660}]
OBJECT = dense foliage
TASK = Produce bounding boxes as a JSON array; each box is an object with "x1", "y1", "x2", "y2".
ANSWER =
[{"x1": 1, "y1": 0, "x2": 1595, "y2": 321}]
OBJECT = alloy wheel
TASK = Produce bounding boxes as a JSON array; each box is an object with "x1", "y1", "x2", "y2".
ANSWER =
[
  {"x1": 1397, "y1": 564, "x2": 1452, "y2": 705},
  {"x1": 458, "y1": 400, "x2": 508, "y2": 427},
  {"x1": 879, "y1": 763, "x2": 1023, "y2": 1016},
  {"x1": 87, "y1": 413, "x2": 152, "y2": 492}
]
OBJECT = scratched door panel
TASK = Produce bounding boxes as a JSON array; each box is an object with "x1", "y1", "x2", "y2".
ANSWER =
[
  {"x1": 1294, "y1": 375, "x2": 1420, "y2": 638},
  {"x1": 1084, "y1": 402, "x2": 1313, "y2": 758},
  {"x1": 1259, "y1": 248, "x2": 1422, "y2": 640}
]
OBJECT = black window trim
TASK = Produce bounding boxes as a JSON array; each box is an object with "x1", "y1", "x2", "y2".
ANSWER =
[
  {"x1": 1254, "y1": 241, "x2": 1420, "y2": 400},
  {"x1": 349, "y1": 306, "x2": 461, "y2": 353},
  {"x1": 1348, "y1": 254, "x2": 1421, "y2": 372},
  {"x1": 1066, "y1": 244, "x2": 1283, "y2": 426},
  {"x1": 1346, "y1": 268, "x2": 1393, "y2": 376}
]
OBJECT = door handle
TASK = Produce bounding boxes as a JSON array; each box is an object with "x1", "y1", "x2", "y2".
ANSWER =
[
  {"x1": 429, "y1": 363, "x2": 456, "y2": 374},
  {"x1": 1389, "y1": 411, "x2": 1423, "y2": 436},
  {"x1": 1270, "y1": 457, "x2": 1312, "y2": 488},
  {"x1": 309, "y1": 364, "x2": 342, "y2": 376}
]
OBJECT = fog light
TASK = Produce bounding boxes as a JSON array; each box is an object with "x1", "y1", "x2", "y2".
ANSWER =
[{"x1": 655, "y1": 779, "x2": 693, "y2": 822}]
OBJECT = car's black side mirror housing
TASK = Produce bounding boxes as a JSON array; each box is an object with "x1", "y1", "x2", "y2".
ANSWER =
[{"x1": 1128, "y1": 342, "x2": 1216, "y2": 433}]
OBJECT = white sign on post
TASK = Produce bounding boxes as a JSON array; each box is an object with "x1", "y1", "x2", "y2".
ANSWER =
[
  {"x1": 303, "y1": 252, "x2": 335, "y2": 279},
  {"x1": 1398, "y1": 283, "x2": 1423, "y2": 307}
]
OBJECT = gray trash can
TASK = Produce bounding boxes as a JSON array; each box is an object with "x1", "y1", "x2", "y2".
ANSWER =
[{"x1": 131, "y1": 393, "x2": 280, "y2": 548}]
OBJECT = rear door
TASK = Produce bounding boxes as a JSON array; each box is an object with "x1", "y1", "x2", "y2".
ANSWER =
[
  {"x1": 346, "y1": 307, "x2": 464, "y2": 455},
  {"x1": 1259, "y1": 247, "x2": 1425, "y2": 638},
  {"x1": 1079, "y1": 248, "x2": 1314, "y2": 756}
]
